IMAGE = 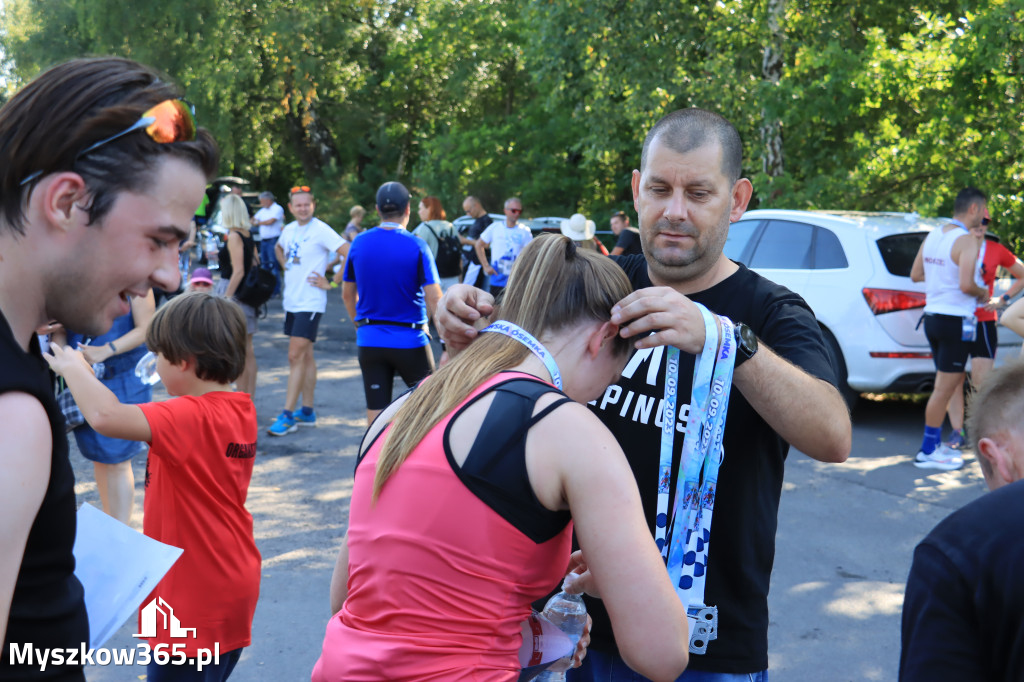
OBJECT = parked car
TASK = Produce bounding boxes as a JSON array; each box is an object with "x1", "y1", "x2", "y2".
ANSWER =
[{"x1": 725, "y1": 210, "x2": 1022, "y2": 404}]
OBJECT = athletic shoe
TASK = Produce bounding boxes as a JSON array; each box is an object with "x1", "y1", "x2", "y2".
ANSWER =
[
  {"x1": 913, "y1": 447, "x2": 965, "y2": 471},
  {"x1": 946, "y1": 429, "x2": 966, "y2": 450},
  {"x1": 294, "y1": 409, "x2": 317, "y2": 427},
  {"x1": 267, "y1": 413, "x2": 297, "y2": 437}
]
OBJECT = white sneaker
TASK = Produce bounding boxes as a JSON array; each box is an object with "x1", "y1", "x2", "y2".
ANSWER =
[{"x1": 913, "y1": 446, "x2": 965, "y2": 471}]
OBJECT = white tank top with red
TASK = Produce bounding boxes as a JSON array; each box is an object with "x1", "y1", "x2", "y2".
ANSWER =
[{"x1": 922, "y1": 223, "x2": 975, "y2": 317}]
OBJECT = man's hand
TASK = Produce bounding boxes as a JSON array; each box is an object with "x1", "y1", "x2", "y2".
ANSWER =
[
  {"x1": 434, "y1": 284, "x2": 494, "y2": 356},
  {"x1": 307, "y1": 272, "x2": 332, "y2": 290},
  {"x1": 611, "y1": 286, "x2": 708, "y2": 354}
]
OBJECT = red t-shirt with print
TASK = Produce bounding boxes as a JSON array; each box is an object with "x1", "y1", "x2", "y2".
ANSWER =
[
  {"x1": 138, "y1": 391, "x2": 261, "y2": 656},
  {"x1": 977, "y1": 241, "x2": 1018, "y2": 322}
]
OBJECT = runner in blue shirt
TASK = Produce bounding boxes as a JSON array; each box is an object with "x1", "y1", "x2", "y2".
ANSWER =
[{"x1": 342, "y1": 182, "x2": 443, "y2": 425}]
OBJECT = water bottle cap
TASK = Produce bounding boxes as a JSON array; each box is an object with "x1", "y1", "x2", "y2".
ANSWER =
[{"x1": 561, "y1": 572, "x2": 581, "y2": 591}]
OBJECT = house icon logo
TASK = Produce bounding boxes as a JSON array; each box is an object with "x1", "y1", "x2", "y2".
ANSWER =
[{"x1": 133, "y1": 597, "x2": 197, "y2": 639}]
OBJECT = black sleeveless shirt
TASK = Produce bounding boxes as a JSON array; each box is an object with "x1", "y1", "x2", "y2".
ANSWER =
[
  {"x1": 0, "y1": 312, "x2": 88, "y2": 680},
  {"x1": 218, "y1": 231, "x2": 255, "y2": 281}
]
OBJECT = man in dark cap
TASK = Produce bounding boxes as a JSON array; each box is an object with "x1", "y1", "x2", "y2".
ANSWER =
[{"x1": 342, "y1": 181, "x2": 443, "y2": 424}]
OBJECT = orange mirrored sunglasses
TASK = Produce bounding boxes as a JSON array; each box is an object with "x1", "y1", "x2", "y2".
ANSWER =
[
  {"x1": 20, "y1": 99, "x2": 196, "y2": 186},
  {"x1": 290, "y1": 185, "x2": 312, "y2": 194}
]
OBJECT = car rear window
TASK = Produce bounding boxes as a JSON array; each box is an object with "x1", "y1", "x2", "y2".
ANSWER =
[{"x1": 876, "y1": 232, "x2": 927, "y2": 276}]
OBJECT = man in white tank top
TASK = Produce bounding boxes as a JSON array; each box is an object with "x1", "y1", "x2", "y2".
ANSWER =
[{"x1": 910, "y1": 187, "x2": 990, "y2": 470}]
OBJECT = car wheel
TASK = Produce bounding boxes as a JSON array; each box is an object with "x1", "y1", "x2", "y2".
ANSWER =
[{"x1": 821, "y1": 327, "x2": 859, "y2": 409}]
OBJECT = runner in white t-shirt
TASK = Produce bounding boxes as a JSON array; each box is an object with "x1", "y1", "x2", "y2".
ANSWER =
[{"x1": 268, "y1": 187, "x2": 348, "y2": 437}]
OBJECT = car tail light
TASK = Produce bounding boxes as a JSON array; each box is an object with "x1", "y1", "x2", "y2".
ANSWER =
[{"x1": 862, "y1": 288, "x2": 927, "y2": 315}]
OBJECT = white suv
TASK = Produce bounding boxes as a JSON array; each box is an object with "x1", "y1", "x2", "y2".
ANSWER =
[{"x1": 725, "y1": 210, "x2": 1021, "y2": 404}]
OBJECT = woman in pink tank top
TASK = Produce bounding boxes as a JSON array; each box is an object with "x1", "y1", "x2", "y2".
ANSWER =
[{"x1": 313, "y1": 235, "x2": 689, "y2": 681}]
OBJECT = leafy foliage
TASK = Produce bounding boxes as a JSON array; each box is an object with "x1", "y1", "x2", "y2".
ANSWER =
[{"x1": 2, "y1": 0, "x2": 1021, "y2": 239}]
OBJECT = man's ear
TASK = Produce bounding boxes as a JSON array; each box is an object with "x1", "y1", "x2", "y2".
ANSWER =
[
  {"x1": 729, "y1": 178, "x2": 754, "y2": 223},
  {"x1": 977, "y1": 436, "x2": 1015, "y2": 488},
  {"x1": 36, "y1": 172, "x2": 89, "y2": 231}
]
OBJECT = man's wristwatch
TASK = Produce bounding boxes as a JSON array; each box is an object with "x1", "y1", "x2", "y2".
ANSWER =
[
  {"x1": 108, "y1": 341, "x2": 118, "y2": 354},
  {"x1": 734, "y1": 323, "x2": 758, "y2": 368},
  {"x1": 1002, "y1": 294, "x2": 1011, "y2": 305}
]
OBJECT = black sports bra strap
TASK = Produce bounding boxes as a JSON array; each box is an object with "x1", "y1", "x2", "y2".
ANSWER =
[
  {"x1": 474, "y1": 395, "x2": 572, "y2": 478},
  {"x1": 464, "y1": 380, "x2": 565, "y2": 477},
  {"x1": 522, "y1": 397, "x2": 573, "y2": 430}
]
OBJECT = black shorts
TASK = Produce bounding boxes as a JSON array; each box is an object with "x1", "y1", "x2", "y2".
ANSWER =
[
  {"x1": 969, "y1": 319, "x2": 998, "y2": 360},
  {"x1": 357, "y1": 345, "x2": 435, "y2": 410},
  {"x1": 923, "y1": 313, "x2": 970, "y2": 373},
  {"x1": 283, "y1": 311, "x2": 323, "y2": 342}
]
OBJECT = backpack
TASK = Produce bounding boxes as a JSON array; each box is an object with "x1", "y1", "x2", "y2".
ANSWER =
[
  {"x1": 423, "y1": 221, "x2": 463, "y2": 278},
  {"x1": 234, "y1": 266, "x2": 277, "y2": 309}
]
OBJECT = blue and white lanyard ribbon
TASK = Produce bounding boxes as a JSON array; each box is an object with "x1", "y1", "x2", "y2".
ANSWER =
[
  {"x1": 479, "y1": 321, "x2": 563, "y2": 390},
  {"x1": 654, "y1": 304, "x2": 736, "y2": 608},
  {"x1": 949, "y1": 218, "x2": 966, "y2": 230},
  {"x1": 379, "y1": 222, "x2": 404, "y2": 230}
]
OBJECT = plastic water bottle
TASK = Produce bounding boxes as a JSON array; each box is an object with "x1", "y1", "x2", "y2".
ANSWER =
[
  {"x1": 134, "y1": 351, "x2": 161, "y2": 386},
  {"x1": 536, "y1": 573, "x2": 587, "y2": 681}
]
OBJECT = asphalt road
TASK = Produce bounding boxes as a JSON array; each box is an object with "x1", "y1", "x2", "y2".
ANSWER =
[{"x1": 70, "y1": 291, "x2": 987, "y2": 681}]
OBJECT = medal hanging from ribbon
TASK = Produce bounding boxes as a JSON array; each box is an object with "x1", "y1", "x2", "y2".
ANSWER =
[{"x1": 653, "y1": 303, "x2": 737, "y2": 653}]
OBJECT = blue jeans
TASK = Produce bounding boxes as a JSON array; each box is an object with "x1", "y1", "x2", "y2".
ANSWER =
[
  {"x1": 259, "y1": 236, "x2": 281, "y2": 295},
  {"x1": 569, "y1": 648, "x2": 768, "y2": 682}
]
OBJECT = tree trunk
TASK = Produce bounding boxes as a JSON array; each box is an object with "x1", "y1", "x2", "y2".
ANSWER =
[{"x1": 761, "y1": 0, "x2": 785, "y2": 179}]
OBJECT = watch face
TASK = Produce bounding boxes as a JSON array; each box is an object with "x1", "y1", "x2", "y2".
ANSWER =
[{"x1": 738, "y1": 324, "x2": 757, "y2": 356}]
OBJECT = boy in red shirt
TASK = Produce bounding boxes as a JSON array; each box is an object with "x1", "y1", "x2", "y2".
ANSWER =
[{"x1": 46, "y1": 292, "x2": 260, "y2": 682}]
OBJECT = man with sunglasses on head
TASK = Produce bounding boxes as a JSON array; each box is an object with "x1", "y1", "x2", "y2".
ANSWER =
[
  {"x1": 910, "y1": 187, "x2": 992, "y2": 470},
  {"x1": 474, "y1": 197, "x2": 533, "y2": 298},
  {"x1": 0, "y1": 57, "x2": 217, "y2": 678},
  {"x1": 269, "y1": 187, "x2": 347, "y2": 437}
]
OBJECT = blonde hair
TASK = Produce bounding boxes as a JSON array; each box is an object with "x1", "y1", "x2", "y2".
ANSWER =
[
  {"x1": 220, "y1": 193, "x2": 249, "y2": 232},
  {"x1": 372, "y1": 233, "x2": 633, "y2": 499}
]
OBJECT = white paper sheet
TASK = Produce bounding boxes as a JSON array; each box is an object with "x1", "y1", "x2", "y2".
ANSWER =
[{"x1": 72, "y1": 503, "x2": 183, "y2": 649}]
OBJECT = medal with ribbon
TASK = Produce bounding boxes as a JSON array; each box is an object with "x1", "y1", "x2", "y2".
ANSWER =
[{"x1": 654, "y1": 303, "x2": 737, "y2": 654}]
